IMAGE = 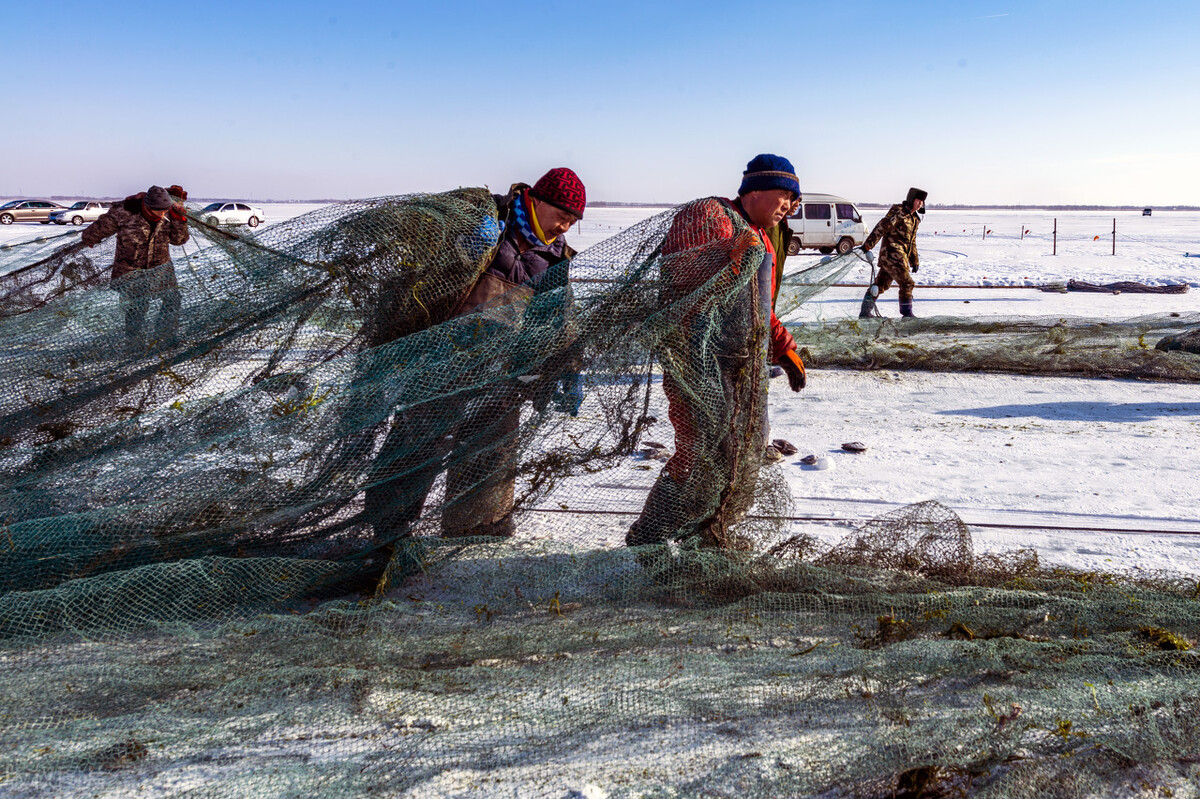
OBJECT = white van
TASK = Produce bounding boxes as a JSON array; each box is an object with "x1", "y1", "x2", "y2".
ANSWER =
[{"x1": 785, "y1": 193, "x2": 867, "y2": 255}]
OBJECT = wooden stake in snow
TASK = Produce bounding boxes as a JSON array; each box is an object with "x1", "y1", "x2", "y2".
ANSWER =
[{"x1": 1053, "y1": 218, "x2": 1057, "y2": 256}]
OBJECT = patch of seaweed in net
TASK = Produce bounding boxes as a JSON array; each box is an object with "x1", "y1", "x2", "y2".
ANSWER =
[{"x1": 0, "y1": 194, "x2": 503, "y2": 604}]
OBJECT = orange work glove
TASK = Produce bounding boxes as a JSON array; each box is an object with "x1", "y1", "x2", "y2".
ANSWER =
[{"x1": 779, "y1": 349, "x2": 806, "y2": 392}]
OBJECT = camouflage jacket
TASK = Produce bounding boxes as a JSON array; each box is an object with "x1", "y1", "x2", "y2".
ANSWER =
[
  {"x1": 82, "y1": 194, "x2": 189, "y2": 281},
  {"x1": 863, "y1": 203, "x2": 920, "y2": 274}
]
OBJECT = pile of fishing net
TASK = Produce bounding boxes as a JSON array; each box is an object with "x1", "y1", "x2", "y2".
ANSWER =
[
  {"x1": 794, "y1": 312, "x2": 1200, "y2": 381},
  {"x1": 2, "y1": 194, "x2": 1198, "y2": 797}
]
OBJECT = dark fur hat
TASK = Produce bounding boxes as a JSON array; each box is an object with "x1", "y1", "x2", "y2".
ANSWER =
[{"x1": 144, "y1": 186, "x2": 174, "y2": 210}]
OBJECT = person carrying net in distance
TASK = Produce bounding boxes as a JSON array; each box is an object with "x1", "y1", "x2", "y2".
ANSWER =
[
  {"x1": 81, "y1": 184, "x2": 190, "y2": 352},
  {"x1": 626, "y1": 154, "x2": 807, "y2": 553},
  {"x1": 858, "y1": 186, "x2": 926, "y2": 319},
  {"x1": 362, "y1": 168, "x2": 587, "y2": 586}
]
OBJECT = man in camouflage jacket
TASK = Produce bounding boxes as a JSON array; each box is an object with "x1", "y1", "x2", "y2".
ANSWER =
[
  {"x1": 859, "y1": 187, "x2": 926, "y2": 318},
  {"x1": 82, "y1": 185, "x2": 189, "y2": 349}
]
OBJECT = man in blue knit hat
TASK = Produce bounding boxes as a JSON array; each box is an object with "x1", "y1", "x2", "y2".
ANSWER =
[
  {"x1": 733, "y1": 154, "x2": 807, "y2": 390},
  {"x1": 627, "y1": 154, "x2": 806, "y2": 551}
]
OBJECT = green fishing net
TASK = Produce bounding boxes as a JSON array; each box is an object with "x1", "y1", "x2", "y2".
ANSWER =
[{"x1": 1, "y1": 192, "x2": 1197, "y2": 797}]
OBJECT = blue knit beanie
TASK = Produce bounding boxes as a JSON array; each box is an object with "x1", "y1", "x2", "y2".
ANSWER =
[{"x1": 738, "y1": 154, "x2": 800, "y2": 198}]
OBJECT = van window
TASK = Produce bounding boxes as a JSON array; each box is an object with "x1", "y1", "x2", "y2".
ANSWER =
[
  {"x1": 804, "y1": 203, "x2": 832, "y2": 220},
  {"x1": 835, "y1": 203, "x2": 862, "y2": 223}
]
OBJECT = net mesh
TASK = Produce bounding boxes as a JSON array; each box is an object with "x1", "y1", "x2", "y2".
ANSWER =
[
  {"x1": 1, "y1": 193, "x2": 1198, "y2": 797},
  {"x1": 794, "y1": 309, "x2": 1200, "y2": 381}
]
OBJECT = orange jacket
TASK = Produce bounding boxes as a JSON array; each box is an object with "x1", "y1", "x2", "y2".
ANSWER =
[{"x1": 660, "y1": 197, "x2": 796, "y2": 363}]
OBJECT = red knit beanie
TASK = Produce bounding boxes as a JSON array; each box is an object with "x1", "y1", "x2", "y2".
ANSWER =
[{"x1": 529, "y1": 168, "x2": 586, "y2": 219}]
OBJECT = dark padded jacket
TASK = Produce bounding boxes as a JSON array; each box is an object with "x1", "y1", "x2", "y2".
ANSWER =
[
  {"x1": 485, "y1": 183, "x2": 574, "y2": 294},
  {"x1": 452, "y1": 184, "x2": 575, "y2": 321},
  {"x1": 82, "y1": 193, "x2": 189, "y2": 282}
]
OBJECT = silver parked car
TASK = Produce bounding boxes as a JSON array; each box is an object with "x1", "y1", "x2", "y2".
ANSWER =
[
  {"x1": 49, "y1": 201, "x2": 111, "y2": 226},
  {"x1": 198, "y1": 202, "x2": 266, "y2": 228},
  {"x1": 0, "y1": 199, "x2": 68, "y2": 225}
]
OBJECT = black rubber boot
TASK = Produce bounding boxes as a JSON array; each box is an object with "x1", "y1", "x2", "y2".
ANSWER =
[
  {"x1": 899, "y1": 300, "x2": 916, "y2": 318},
  {"x1": 627, "y1": 476, "x2": 687, "y2": 548}
]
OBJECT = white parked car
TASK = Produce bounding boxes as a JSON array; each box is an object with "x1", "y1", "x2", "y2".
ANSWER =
[
  {"x1": 785, "y1": 193, "x2": 868, "y2": 255},
  {"x1": 49, "y1": 201, "x2": 110, "y2": 226},
  {"x1": 198, "y1": 201, "x2": 266, "y2": 228}
]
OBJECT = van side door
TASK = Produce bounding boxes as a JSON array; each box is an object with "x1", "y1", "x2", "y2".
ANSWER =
[{"x1": 803, "y1": 202, "x2": 835, "y2": 247}]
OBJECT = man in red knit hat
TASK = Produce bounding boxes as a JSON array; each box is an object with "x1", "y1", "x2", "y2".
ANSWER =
[
  {"x1": 452, "y1": 167, "x2": 584, "y2": 316},
  {"x1": 364, "y1": 168, "x2": 586, "y2": 574}
]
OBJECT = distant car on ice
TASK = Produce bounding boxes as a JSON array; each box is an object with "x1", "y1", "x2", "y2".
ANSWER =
[
  {"x1": 0, "y1": 199, "x2": 68, "y2": 225},
  {"x1": 785, "y1": 194, "x2": 868, "y2": 255},
  {"x1": 198, "y1": 202, "x2": 266, "y2": 228},
  {"x1": 1143, "y1": 207, "x2": 1152, "y2": 216},
  {"x1": 49, "y1": 201, "x2": 110, "y2": 226}
]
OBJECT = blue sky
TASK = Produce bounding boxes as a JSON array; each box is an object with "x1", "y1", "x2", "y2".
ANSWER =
[{"x1": 6, "y1": 1, "x2": 1199, "y2": 205}]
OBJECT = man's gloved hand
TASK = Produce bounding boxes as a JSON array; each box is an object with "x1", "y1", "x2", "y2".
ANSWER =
[
  {"x1": 551, "y1": 372, "x2": 584, "y2": 416},
  {"x1": 455, "y1": 215, "x2": 503, "y2": 264},
  {"x1": 779, "y1": 350, "x2": 806, "y2": 392},
  {"x1": 166, "y1": 185, "x2": 188, "y2": 221},
  {"x1": 911, "y1": 264, "x2": 919, "y2": 274},
  {"x1": 728, "y1": 229, "x2": 760, "y2": 273}
]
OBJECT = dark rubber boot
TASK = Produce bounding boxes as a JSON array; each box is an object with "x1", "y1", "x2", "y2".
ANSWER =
[
  {"x1": 858, "y1": 286, "x2": 881, "y2": 319},
  {"x1": 899, "y1": 300, "x2": 916, "y2": 318},
  {"x1": 627, "y1": 475, "x2": 687, "y2": 548},
  {"x1": 444, "y1": 513, "x2": 516, "y2": 539}
]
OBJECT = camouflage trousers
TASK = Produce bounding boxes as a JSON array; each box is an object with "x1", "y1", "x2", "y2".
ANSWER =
[
  {"x1": 113, "y1": 265, "x2": 181, "y2": 348},
  {"x1": 873, "y1": 260, "x2": 916, "y2": 303}
]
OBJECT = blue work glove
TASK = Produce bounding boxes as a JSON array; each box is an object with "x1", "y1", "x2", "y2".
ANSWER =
[
  {"x1": 455, "y1": 215, "x2": 503, "y2": 264},
  {"x1": 551, "y1": 372, "x2": 584, "y2": 417}
]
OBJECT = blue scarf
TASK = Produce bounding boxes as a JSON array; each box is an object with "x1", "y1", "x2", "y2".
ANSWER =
[{"x1": 511, "y1": 191, "x2": 545, "y2": 248}]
